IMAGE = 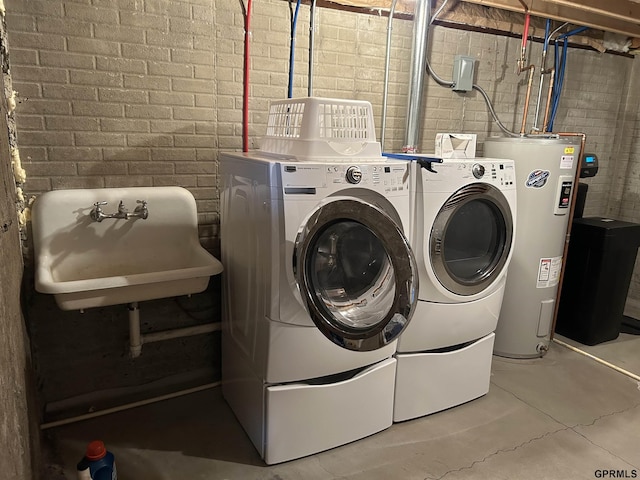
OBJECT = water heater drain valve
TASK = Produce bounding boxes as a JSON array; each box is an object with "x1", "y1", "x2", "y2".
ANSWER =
[{"x1": 536, "y1": 343, "x2": 549, "y2": 356}]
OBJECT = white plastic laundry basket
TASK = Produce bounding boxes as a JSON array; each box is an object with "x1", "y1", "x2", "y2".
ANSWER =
[{"x1": 259, "y1": 97, "x2": 382, "y2": 161}]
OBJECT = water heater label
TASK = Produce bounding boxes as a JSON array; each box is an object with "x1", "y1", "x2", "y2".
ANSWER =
[
  {"x1": 525, "y1": 169, "x2": 550, "y2": 188},
  {"x1": 560, "y1": 155, "x2": 574, "y2": 169},
  {"x1": 536, "y1": 256, "x2": 562, "y2": 288}
]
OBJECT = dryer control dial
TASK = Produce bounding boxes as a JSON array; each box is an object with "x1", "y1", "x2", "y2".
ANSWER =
[
  {"x1": 346, "y1": 166, "x2": 362, "y2": 184},
  {"x1": 472, "y1": 163, "x2": 485, "y2": 179}
]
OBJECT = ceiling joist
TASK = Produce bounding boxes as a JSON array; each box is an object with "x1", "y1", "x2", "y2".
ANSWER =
[
  {"x1": 309, "y1": 0, "x2": 640, "y2": 51},
  {"x1": 460, "y1": 0, "x2": 640, "y2": 38}
]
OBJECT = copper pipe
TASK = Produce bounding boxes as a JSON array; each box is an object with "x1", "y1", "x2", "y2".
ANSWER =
[
  {"x1": 517, "y1": 0, "x2": 530, "y2": 72},
  {"x1": 549, "y1": 132, "x2": 587, "y2": 340},
  {"x1": 542, "y1": 68, "x2": 556, "y2": 133},
  {"x1": 520, "y1": 65, "x2": 535, "y2": 135}
]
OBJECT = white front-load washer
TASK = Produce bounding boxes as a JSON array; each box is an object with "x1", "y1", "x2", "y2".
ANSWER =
[
  {"x1": 394, "y1": 158, "x2": 516, "y2": 422},
  {"x1": 220, "y1": 152, "x2": 417, "y2": 464}
]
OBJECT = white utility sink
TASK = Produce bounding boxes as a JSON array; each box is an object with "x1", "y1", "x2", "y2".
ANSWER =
[{"x1": 31, "y1": 186, "x2": 223, "y2": 311}]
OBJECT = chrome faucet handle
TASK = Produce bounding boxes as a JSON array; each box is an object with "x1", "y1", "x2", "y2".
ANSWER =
[
  {"x1": 134, "y1": 199, "x2": 148, "y2": 219},
  {"x1": 91, "y1": 201, "x2": 108, "y2": 222},
  {"x1": 93, "y1": 201, "x2": 108, "y2": 214},
  {"x1": 117, "y1": 200, "x2": 127, "y2": 213}
]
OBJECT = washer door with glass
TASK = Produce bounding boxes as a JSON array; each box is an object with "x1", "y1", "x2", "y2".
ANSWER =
[
  {"x1": 294, "y1": 198, "x2": 417, "y2": 352},
  {"x1": 430, "y1": 184, "x2": 513, "y2": 296}
]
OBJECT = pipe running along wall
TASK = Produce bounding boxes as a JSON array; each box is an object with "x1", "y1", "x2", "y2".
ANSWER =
[
  {"x1": 240, "y1": 0, "x2": 252, "y2": 152},
  {"x1": 548, "y1": 26, "x2": 589, "y2": 132},
  {"x1": 515, "y1": 1, "x2": 535, "y2": 135},
  {"x1": 532, "y1": 19, "x2": 552, "y2": 132},
  {"x1": 127, "y1": 302, "x2": 221, "y2": 359},
  {"x1": 288, "y1": 0, "x2": 302, "y2": 98},
  {"x1": 380, "y1": 0, "x2": 399, "y2": 150},
  {"x1": 403, "y1": 0, "x2": 431, "y2": 153},
  {"x1": 308, "y1": 0, "x2": 317, "y2": 96},
  {"x1": 549, "y1": 132, "x2": 586, "y2": 337}
]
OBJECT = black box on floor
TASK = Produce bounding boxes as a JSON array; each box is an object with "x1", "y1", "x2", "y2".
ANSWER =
[{"x1": 556, "y1": 217, "x2": 640, "y2": 345}]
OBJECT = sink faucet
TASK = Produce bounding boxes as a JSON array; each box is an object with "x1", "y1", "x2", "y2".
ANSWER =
[{"x1": 90, "y1": 200, "x2": 149, "y2": 222}]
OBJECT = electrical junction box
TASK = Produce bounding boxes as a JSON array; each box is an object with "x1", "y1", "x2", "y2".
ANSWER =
[{"x1": 452, "y1": 55, "x2": 475, "y2": 92}]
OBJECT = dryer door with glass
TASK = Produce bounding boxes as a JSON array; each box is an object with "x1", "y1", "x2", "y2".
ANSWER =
[
  {"x1": 430, "y1": 183, "x2": 513, "y2": 296},
  {"x1": 294, "y1": 198, "x2": 417, "y2": 352}
]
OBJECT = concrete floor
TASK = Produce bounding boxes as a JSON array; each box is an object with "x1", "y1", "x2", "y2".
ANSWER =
[{"x1": 47, "y1": 342, "x2": 640, "y2": 480}]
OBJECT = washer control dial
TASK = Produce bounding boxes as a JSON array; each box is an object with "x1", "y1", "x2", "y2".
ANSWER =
[
  {"x1": 472, "y1": 163, "x2": 485, "y2": 179},
  {"x1": 346, "y1": 166, "x2": 362, "y2": 184}
]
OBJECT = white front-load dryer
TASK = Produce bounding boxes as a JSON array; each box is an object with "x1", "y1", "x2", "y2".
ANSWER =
[
  {"x1": 220, "y1": 152, "x2": 417, "y2": 463},
  {"x1": 394, "y1": 158, "x2": 516, "y2": 422}
]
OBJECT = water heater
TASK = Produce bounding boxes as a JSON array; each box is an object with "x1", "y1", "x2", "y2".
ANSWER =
[{"x1": 484, "y1": 136, "x2": 582, "y2": 358}]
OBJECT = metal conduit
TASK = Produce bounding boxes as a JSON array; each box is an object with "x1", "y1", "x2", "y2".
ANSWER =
[
  {"x1": 240, "y1": 0, "x2": 253, "y2": 152},
  {"x1": 380, "y1": 0, "x2": 398, "y2": 150},
  {"x1": 308, "y1": 0, "x2": 317, "y2": 97},
  {"x1": 403, "y1": 0, "x2": 431, "y2": 153}
]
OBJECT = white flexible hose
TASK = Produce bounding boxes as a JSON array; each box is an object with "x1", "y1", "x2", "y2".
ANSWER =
[
  {"x1": 553, "y1": 338, "x2": 640, "y2": 382},
  {"x1": 40, "y1": 382, "x2": 221, "y2": 430}
]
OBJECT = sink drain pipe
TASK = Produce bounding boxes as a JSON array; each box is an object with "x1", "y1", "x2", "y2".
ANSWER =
[{"x1": 128, "y1": 302, "x2": 221, "y2": 358}]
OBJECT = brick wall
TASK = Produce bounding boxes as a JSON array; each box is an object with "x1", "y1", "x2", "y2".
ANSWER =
[
  {"x1": 7, "y1": 0, "x2": 634, "y2": 230},
  {"x1": 8, "y1": 0, "x2": 220, "y2": 251},
  {"x1": 611, "y1": 57, "x2": 640, "y2": 318},
  {"x1": 0, "y1": 19, "x2": 39, "y2": 479},
  {"x1": 5, "y1": 0, "x2": 640, "y2": 407}
]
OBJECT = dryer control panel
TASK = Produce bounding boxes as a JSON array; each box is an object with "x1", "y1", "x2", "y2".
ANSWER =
[
  {"x1": 440, "y1": 159, "x2": 516, "y2": 189},
  {"x1": 469, "y1": 162, "x2": 516, "y2": 187}
]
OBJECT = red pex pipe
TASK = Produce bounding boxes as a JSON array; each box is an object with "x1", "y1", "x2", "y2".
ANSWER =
[
  {"x1": 522, "y1": 13, "x2": 530, "y2": 50},
  {"x1": 242, "y1": 0, "x2": 252, "y2": 152}
]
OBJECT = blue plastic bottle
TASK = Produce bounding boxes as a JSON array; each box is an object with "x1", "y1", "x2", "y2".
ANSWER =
[{"x1": 76, "y1": 440, "x2": 117, "y2": 480}]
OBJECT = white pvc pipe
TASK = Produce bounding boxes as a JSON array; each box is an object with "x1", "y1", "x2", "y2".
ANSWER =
[
  {"x1": 143, "y1": 323, "x2": 221, "y2": 344},
  {"x1": 553, "y1": 338, "x2": 640, "y2": 382},
  {"x1": 40, "y1": 382, "x2": 221, "y2": 430},
  {"x1": 128, "y1": 302, "x2": 142, "y2": 358},
  {"x1": 128, "y1": 302, "x2": 220, "y2": 358}
]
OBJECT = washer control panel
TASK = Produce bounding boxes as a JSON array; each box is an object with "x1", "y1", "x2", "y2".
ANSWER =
[{"x1": 281, "y1": 162, "x2": 408, "y2": 193}]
